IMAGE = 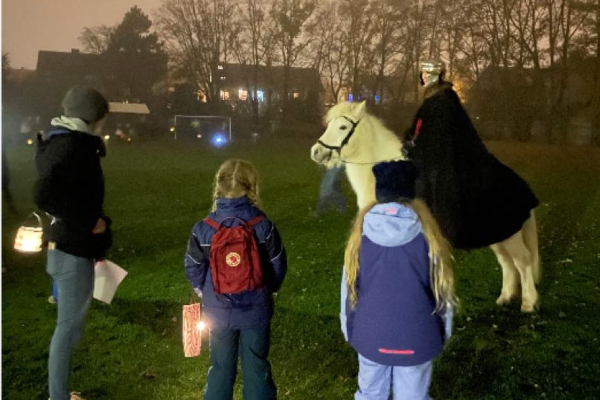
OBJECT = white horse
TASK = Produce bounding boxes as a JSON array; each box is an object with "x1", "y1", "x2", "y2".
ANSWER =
[{"x1": 310, "y1": 101, "x2": 540, "y2": 313}]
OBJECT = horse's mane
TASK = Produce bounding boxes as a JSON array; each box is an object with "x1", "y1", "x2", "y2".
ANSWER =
[
  {"x1": 325, "y1": 102, "x2": 356, "y2": 123},
  {"x1": 326, "y1": 102, "x2": 401, "y2": 142}
]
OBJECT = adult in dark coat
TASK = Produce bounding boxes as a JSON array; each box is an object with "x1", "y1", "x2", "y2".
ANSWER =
[
  {"x1": 34, "y1": 86, "x2": 112, "y2": 400},
  {"x1": 403, "y1": 60, "x2": 539, "y2": 250}
]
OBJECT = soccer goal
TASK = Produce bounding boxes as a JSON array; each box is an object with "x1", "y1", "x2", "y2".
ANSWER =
[{"x1": 172, "y1": 115, "x2": 232, "y2": 145}]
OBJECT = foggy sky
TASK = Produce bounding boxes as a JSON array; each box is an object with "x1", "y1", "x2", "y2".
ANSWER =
[{"x1": 2, "y1": 0, "x2": 163, "y2": 70}]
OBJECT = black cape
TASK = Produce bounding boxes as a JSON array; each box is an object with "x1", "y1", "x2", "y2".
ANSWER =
[{"x1": 404, "y1": 83, "x2": 539, "y2": 250}]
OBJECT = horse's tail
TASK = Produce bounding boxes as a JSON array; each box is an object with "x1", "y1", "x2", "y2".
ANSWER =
[{"x1": 522, "y1": 210, "x2": 541, "y2": 283}]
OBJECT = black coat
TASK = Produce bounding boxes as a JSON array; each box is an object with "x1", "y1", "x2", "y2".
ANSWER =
[
  {"x1": 34, "y1": 128, "x2": 112, "y2": 258},
  {"x1": 404, "y1": 83, "x2": 539, "y2": 249}
]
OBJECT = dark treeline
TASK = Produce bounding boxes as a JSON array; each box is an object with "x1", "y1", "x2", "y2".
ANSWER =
[{"x1": 2, "y1": 0, "x2": 599, "y2": 144}]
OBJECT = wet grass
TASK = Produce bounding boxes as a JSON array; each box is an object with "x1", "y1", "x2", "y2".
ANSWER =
[{"x1": 2, "y1": 138, "x2": 600, "y2": 399}]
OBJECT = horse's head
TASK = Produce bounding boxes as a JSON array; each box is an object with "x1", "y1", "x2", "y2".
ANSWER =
[{"x1": 311, "y1": 101, "x2": 367, "y2": 166}]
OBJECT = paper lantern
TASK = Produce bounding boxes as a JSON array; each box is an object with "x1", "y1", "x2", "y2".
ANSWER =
[
  {"x1": 14, "y1": 213, "x2": 43, "y2": 253},
  {"x1": 183, "y1": 302, "x2": 202, "y2": 357}
]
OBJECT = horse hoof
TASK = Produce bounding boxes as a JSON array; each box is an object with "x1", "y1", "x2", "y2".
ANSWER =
[
  {"x1": 496, "y1": 294, "x2": 515, "y2": 306},
  {"x1": 521, "y1": 299, "x2": 540, "y2": 313},
  {"x1": 521, "y1": 304, "x2": 536, "y2": 313}
]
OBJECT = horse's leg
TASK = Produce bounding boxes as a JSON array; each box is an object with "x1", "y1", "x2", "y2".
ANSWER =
[
  {"x1": 490, "y1": 243, "x2": 520, "y2": 307},
  {"x1": 521, "y1": 210, "x2": 541, "y2": 283},
  {"x1": 498, "y1": 229, "x2": 540, "y2": 312}
]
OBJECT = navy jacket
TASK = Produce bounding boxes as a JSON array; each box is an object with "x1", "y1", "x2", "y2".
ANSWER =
[
  {"x1": 343, "y1": 203, "x2": 445, "y2": 366},
  {"x1": 34, "y1": 128, "x2": 112, "y2": 259},
  {"x1": 184, "y1": 196, "x2": 287, "y2": 330}
]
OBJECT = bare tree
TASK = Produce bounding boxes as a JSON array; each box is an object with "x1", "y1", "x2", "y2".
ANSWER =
[
  {"x1": 271, "y1": 0, "x2": 316, "y2": 120},
  {"x1": 454, "y1": 1, "x2": 490, "y2": 84},
  {"x1": 78, "y1": 26, "x2": 115, "y2": 54},
  {"x1": 572, "y1": 0, "x2": 600, "y2": 145},
  {"x1": 339, "y1": 0, "x2": 374, "y2": 98},
  {"x1": 234, "y1": 0, "x2": 278, "y2": 120},
  {"x1": 156, "y1": 0, "x2": 239, "y2": 106},
  {"x1": 306, "y1": 1, "x2": 350, "y2": 104},
  {"x1": 364, "y1": 0, "x2": 404, "y2": 104}
]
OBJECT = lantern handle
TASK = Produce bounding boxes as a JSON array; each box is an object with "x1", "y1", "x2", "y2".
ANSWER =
[{"x1": 27, "y1": 212, "x2": 43, "y2": 228}]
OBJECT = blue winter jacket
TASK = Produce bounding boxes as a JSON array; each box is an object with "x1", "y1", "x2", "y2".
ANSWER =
[
  {"x1": 184, "y1": 196, "x2": 287, "y2": 330},
  {"x1": 341, "y1": 202, "x2": 446, "y2": 366}
]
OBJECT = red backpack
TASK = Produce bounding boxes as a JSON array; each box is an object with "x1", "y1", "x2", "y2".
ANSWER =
[{"x1": 204, "y1": 216, "x2": 265, "y2": 294}]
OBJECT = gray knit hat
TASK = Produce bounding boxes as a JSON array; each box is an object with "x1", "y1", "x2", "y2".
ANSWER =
[{"x1": 61, "y1": 86, "x2": 109, "y2": 123}]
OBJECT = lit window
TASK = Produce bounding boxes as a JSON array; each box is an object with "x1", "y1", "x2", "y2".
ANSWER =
[
  {"x1": 257, "y1": 90, "x2": 264, "y2": 102},
  {"x1": 238, "y1": 89, "x2": 248, "y2": 101},
  {"x1": 221, "y1": 90, "x2": 230, "y2": 100},
  {"x1": 293, "y1": 91, "x2": 300, "y2": 99}
]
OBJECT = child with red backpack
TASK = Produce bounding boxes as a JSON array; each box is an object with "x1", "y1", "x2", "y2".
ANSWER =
[{"x1": 184, "y1": 158, "x2": 287, "y2": 400}]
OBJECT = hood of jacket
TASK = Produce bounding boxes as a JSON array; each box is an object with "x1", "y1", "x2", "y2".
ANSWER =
[
  {"x1": 363, "y1": 202, "x2": 422, "y2": 247},
  {"x1": 50, "y1": 116, "x2": 92, "y2": 135}
]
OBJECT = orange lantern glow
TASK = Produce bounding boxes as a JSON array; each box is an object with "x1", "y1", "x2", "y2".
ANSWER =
[
  {"x1": 14, "y1": 212, "x2": 44, "y2": 253},
  {"x1": 183, "y1": 302, "x2": 202, "y2": 357}
]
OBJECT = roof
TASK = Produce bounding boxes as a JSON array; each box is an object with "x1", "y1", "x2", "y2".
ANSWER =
[
  {"x1": 108, "y1": 102, "x2": 150, "y2": 114},
  {"x1": 36, "y1": 50, "x2": 101, "y2": 76}
]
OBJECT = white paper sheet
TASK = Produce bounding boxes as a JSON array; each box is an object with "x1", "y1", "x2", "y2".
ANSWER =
[{"x1": 94, "y1": 259, "x2": 128, "y2": 304}]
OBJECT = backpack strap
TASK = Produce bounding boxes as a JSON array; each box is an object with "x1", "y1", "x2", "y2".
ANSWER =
[
  {"x1": 204, "y1": 217, "x2": 220, "y2": 230},
  {"x1": 247, "y1": 215, "x2": 265, "y2": 226},
  {"x1": 204, "y1": 215, "x2": 265, "y2": 230}
]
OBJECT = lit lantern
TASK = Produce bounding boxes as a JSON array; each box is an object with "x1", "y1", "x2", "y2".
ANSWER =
[
  {"x1": 182, "y1": 302, "x2": 202, "y2": 357},
  {"x1": 14, "y1": 212, "x2": 43, "y2": 253}
]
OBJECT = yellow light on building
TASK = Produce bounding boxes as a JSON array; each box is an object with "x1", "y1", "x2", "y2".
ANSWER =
[{"x1": 27, "y1": 139, "x2": 33, "y2": 145}]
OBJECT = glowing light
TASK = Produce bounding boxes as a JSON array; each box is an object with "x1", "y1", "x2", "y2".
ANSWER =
[
  {"x1": 104, "y1": 135, "x2": 110, "y2": 141},
  {"x1": 27, "y1": 139, "x2": 33, "y2": 145},
  {"x1": 14, "y1": 229, "x2": 43, "y2": 252},
  {"x1": 170, "y1": 126, "x2": 175, "y2": 132},
  {"x1": 127, "y1": 138, "x2": 132, "y2": 142},
  {"x1": 211, "y1": 133, "x2": 228, "y2": 148},
  {"x1": 196, "y1": 321, "x2": 206, "y2": 331},
  {"x1": 14, "y1": 213, "x2": 43, "y2": 253}
]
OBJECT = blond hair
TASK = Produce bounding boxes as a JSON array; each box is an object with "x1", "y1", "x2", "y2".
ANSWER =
[
  {"x1": 344, "y1": 199, "x2": 458, "y2": 313},
  {"x1": 212, "y1": 159, "x2": 261, "y2": 211}
]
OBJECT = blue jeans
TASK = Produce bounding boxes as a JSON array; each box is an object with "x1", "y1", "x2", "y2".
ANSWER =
[
  {"x1": 46, "y1": 248, "x2": 94, "y2": 400},
  {"x1": 355, "y1": 354, "x2": 432, "y2": 400},
  {"x1": 204, "y1": 326, "x2": 276, "y2": 400},
  {"x1": 316, "y1": 166, "x2": 346, "y2": 214}
]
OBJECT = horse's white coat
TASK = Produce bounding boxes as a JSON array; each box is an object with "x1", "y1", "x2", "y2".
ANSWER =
[
  {"x1": 311, "y1": 101, "x2": 404, "y2": 208},
  {"x1": 310, "y1": 101, "x2": 540, "y2": 312}
]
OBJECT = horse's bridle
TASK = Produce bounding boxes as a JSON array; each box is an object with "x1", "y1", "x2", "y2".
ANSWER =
[
  {"x1": 316, "y1": 115, "x2": 403, "y2": 165},
  {"x1": 317, "y1": 116, "x2": 360, "y2": 155}
]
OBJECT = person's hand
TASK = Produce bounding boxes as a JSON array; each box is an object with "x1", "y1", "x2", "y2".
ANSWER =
[{"x1": 92, "y1": 218, "x2": 107, "y2": 234}]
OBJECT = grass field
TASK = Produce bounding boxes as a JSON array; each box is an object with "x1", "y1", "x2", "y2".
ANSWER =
[{"x1": 2, "y1": 137, "x2": 600, "y2": 400}]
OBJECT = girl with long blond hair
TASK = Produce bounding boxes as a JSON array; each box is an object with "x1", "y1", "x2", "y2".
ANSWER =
[
  {"x1": 341, "y1": 160, "x2": 457, "y2": 400},
  {"x1": 184, "y1": 158, "x2": 287, "y2": 400}
]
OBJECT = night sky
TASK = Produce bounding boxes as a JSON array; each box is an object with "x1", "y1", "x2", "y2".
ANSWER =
[{"x1": 2, "y1": 0, "x2": 163, "y2": 70}]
